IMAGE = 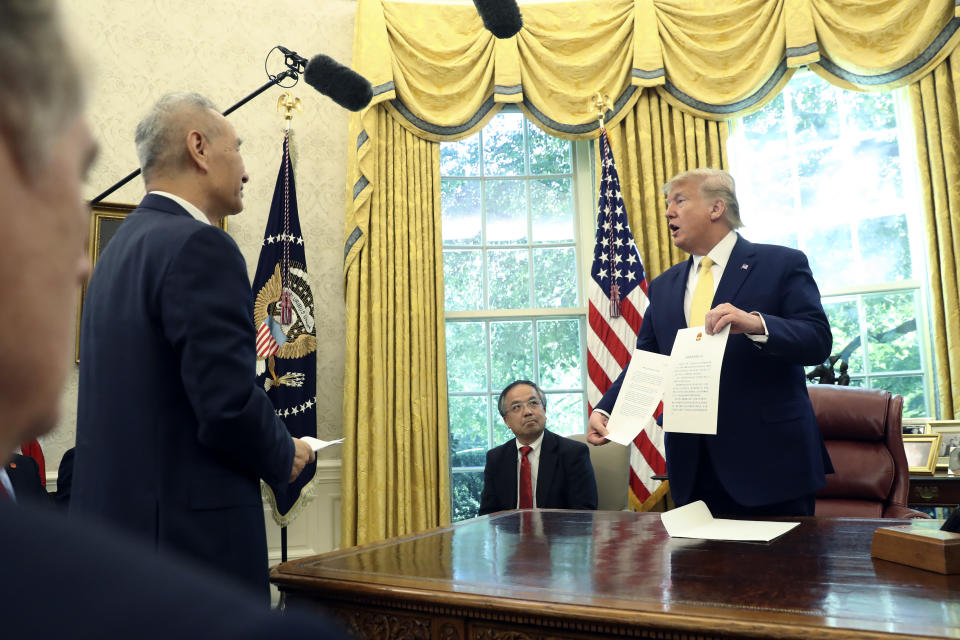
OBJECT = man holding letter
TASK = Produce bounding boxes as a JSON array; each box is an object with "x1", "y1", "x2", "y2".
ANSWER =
[
  {"x1": 72, "y1": 93, "x2": 315, "y2": 600},
  {"x1": 588, "y1": 169, "x2": 833, "y2": 517}
]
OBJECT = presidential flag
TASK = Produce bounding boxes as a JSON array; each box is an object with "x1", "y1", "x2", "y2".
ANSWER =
[
  {"x1": 253, "y1": 133, "x2": 318, "y2": 526},
  {"x1": 586, "y1": 129, "x2": 667, "y2": 511}
]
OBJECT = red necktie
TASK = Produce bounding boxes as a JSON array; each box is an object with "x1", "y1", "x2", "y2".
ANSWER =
[{"x1": 518, "y1": 445, "x2": 533, "y2": 509}]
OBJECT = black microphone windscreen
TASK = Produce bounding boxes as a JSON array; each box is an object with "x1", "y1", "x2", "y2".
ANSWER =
[
  {"x1": 473, "y1": 0, "x2": 523, "y2": 39},
  {"x1": 303, "y1": 55, "x2": 373, "y2": 112}
]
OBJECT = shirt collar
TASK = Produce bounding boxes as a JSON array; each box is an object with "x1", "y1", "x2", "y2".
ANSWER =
[
  {"x1": 149, "y1": 191, "x2": 211, "y2": 225},
  {"x1": 694, "y1": 229, "x2": 738, "y2": 272},
  {"x1": 516, "y1": 430, "x2": 545, "y2": 452}
]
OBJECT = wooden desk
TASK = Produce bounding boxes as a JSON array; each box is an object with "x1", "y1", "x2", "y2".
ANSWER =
[{"x1": 272, "y1": 510, "x2": 960, "y2": 639}]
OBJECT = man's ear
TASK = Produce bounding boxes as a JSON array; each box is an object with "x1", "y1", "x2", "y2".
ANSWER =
[
  {"x1": 185, "y1": 129, "x2": 207, "y2": 173},
  {"x1": 710, "y1": 199, "x2": 726, "y2": 221}
]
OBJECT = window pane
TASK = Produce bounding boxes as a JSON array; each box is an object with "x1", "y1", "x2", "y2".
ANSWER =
[
  {"x1": 533, "y1": 247, "x2": 577, "y2": 308},
  {"x1": 545, "y1": 392, "x2": 586, "y2": 436},
  {"x1": 482, "y1": 111, "x2": 525, "y2": 176},
  {"x1": 864, "y1": 291, "x2": 921, "y2": 372},
  {"x1": 822, "y1": 298, "x2": 863, "y2": 374},
  {"x1": 491, "y1": 395, "x2": 513, "y2": 445},
  {"x1": 859, "y1": 214, "x2": 911, "y2": 282},
  {"x1": 530, "y1": 177, "x2": 575, "y2": 243},
  {"x1": 451, "y1": 469, "x2": 484, "y2": 522},
  {"x1": 490, "y1": 321, "x2": 534, "y2": 390},
  {"x1": 805, "y1": 224, "x2": 854, "y2": 288},
  {"x1": 742, "y1": 92, "x2": 786, "y2": 145},
  {"x1": 485, "y1": 179, "x2": 527, "y2": 245},
  {"x1": 870, "y1": 375, "x2": 926, "y2": 418},
  {"x1": 449, "y1": 395, "x2": 489, "y2": 467},
  {"x1": 528, "y1": 123, "x2": 571, "y2": 174},
  {"x1": 537, "y1": 319, "x2": 582, "y2": 389},
  {"x1": 444, "y1": 250, "x2": 483, "y2": 311},
  {"x1": 441, "y1": 135, "x2": 480, "y2": 177},
  {"x1": 791, "y1": 76, "x2": 839, "y2": 145},
  {"x1": 487, "y1": 249, "x2": 530, "y2": 309},
  {"x1": 441, "y1": 180, "x2": 481, "y2": 245},
  {"x1": 445, "y1": 321, "x2": 487, "y2": 392}
]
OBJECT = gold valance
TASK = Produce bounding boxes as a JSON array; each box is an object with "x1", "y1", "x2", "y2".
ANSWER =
[{"x1": 352, "y1": 0, "x2": 960, "y2": 137}]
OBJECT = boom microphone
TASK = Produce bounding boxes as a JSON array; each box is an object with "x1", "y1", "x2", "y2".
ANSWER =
[
  {"x1": 303, "y1": 54, "x2": 374, "y2": 112},
  {"x1": 473, "y1": 0, "x2": 523, "y2": 39}
]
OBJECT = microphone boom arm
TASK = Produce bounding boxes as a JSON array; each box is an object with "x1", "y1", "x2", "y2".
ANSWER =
[{"x1": 90, "y1": 68, "x2": 299, "y2": 205}]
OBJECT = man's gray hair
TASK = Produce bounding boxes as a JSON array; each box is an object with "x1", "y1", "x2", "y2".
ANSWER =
[
  {"x1": 497, "y1": 379, "x2": 547, "y2": 417},
  {"x1": 0, "y1": 0, "x2": 84, "y2": 178},
  {"x1": 662, "y1": 168, "x2": 743, "y2": 229},
  {"x1": 135, "y1": 92, "x2": 221, "y2": 183}
]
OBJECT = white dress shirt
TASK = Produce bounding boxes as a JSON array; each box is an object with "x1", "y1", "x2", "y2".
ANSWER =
[{"x1": 0, "y1": 467, "x2": 16, "y2": 502}]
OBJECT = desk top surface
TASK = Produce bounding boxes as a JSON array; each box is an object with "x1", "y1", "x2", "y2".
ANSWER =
[{"x1": 273, "y1": 510, "x2": 960, "y2": 639}]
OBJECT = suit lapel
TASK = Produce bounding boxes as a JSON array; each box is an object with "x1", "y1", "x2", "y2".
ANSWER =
[
  {"x1": 666, "y1": 259, "x2": 693, "y2": 329},
  {"x1": 714, "y1": 235, "x2": 756, "y2": 306},
  {"x1": 535, "y1": 431, "x2": 557, "y2": 506},
  {"x1": 504, "y1": 440, "x2": 519, "y2": 508}
]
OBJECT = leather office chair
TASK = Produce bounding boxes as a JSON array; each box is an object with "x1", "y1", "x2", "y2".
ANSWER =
[
  {"x1": 568, "y1": 434, "x2": 629, "y2": 510},
  {"x1": 808, "y1": 385, "x2": 929, "y2": 518}
]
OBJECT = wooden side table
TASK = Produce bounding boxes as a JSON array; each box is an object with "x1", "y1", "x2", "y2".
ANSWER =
[{"x1": 910, "y1": 473, "x2": 960, "y2": 518}]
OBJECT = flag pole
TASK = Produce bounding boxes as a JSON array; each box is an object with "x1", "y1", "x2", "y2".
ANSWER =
[{"x1": 275, "y1": 91, "x2": 302, "y2": 565}]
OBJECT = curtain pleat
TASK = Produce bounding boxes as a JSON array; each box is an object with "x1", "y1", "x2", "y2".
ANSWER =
[
  {"x1": 341, "y1": 109, "x2": 448, "y2": 546},
  {"x1": 909, "y1": 51, "x2": 960, "y2": 419}
]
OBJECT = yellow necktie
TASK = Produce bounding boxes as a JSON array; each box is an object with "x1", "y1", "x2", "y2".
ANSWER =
[{"x1": 689, "y1": 257, "x2": 714, "y2": 327}]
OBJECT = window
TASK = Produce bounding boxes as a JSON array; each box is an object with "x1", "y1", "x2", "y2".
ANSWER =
[
  {"x1": 729, "y1": 71, "x2": 933, "y2": 417},
  {"x1": 441, "y1": 110, "x2": 594, "y2": 521}
]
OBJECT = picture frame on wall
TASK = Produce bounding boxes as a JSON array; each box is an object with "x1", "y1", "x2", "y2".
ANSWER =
[
  {"x1": 75, "y1": 201, "x2": 227, "y2": 362},
  {"x1": 902, "y1": 433, "x2": 941, "y2": 475},
  {"x1": 927, "y1": 420, "x2": 960, "y2": 471},
  {"x1": 901, "y1": 417, "x2": 930, "y2": 435}
]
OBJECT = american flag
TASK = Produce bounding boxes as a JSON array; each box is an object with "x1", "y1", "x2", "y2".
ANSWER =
[{"x1": 586, "y1": 130, "x2": 667, "y2": 511}]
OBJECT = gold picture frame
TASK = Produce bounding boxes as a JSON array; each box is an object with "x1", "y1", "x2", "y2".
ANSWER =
[
  {"x1": 75, "y1": 201, "x2": 227, "y2": 362},
  {"x1": 902, "y1": 433, "x2": 941, "y2": 475},
  {"x1": 927, "y1": 420, "x2": 960, "y2": 470}
]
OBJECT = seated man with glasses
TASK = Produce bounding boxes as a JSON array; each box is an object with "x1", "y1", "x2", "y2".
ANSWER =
[{"x1": 477, "y1": 380, "x2": 598, "y2": 516}]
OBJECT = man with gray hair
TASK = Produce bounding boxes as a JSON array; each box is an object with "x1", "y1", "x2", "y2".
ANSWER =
[
  {"x1": 0, "y1": 2, "x2": 344, "y2": 636},
  {"x1": 478, "y1": 379, "x2": 597, "y2": 516},
  {"x1": 588, "y1": 168, "x2": 833, "y2": 517},
  {"x1": 71, "y1": 91, "x2": 315, "y2": 600}
]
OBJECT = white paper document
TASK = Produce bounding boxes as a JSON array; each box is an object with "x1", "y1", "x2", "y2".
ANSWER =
[
  {"x1": 605, "y1": 350, "x2": 671, "y2": 446},
  {"x1": 663, "y1": 325, "x2": 730, "y2": 434},
  {"x1": 660, "y1": 500, "x2": 799, "y2": 542},
  {"x1": 301, "y1": 436, "x2": 344, "y2": 452}
]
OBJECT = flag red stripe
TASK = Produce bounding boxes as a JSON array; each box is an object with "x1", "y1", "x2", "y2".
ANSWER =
[
  {"x1": 588, "y1": 302, "x2": 632, "y2": 368},
  {"x1": 586, "y1": 351, "x2": 612, "y2": 395},
  {"x1": 633, "y1": 429, "x2": 666, "y2": 475},
  {"x1": 628, "y1": 467, "x2": 651, "y2": 502},
  {"x1": 618, "y1": 296, "x2": 643, "y2": 332}
]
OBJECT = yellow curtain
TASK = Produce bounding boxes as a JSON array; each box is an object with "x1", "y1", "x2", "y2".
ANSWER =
[
  {"x1": 341, "y1": 107, "x2": 449, "y2": 546},
  {"x1": 909, "y1": 51, "x2": 960, "y2": 420}
]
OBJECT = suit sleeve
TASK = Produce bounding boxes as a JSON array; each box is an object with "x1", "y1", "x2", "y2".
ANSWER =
[
  {"x1": 754, "y1": 250, "x2": 832, "y2": 366},
  {"x1": 160, "y1": 226, "x2": 294, "y2": 487},
  {"x1": 594, "y1": 283, "x2": 661, "y2": 414},
  {"x1": 564, "y1": 443, "x2": 598, "y2": 510}
]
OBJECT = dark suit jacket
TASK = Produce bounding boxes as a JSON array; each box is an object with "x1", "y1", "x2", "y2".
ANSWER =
[
  {"x1": 5, "y1": 454, "x2": 49, "y2": 506},
  {"x1": 72, "y1": 194, "x2": 294, "y2": 599},
  {"x1": 2, "y1": 500, "x2": 346, "y2": 639},
  {"x1": 596, "y1": 235, "x2": 833, "y2": 507},
  {"x1": 478, "y1": 429, "x2": 597, "y2": 516}
]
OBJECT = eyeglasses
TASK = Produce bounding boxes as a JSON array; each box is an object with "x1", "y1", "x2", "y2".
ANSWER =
[{"x1": 507, "y1": 398, "x2": 543, "y2": 414}]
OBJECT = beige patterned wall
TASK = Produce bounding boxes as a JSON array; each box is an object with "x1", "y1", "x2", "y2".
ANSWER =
[{"x1": 46, "y1": 1, "x2": 356, "y2": 474}]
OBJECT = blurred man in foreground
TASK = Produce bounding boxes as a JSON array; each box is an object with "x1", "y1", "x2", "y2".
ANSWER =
[{"x1": 0, "y1": 2, "x2": 341, "y2": 636}]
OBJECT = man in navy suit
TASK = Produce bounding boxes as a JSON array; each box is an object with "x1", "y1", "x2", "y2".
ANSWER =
[
  {"x1": 72, "y1": 93, "x2": 316, "y2": 600},
  {"x1": 588, "y1": 169, "x2": 832, "y2": 517},
  {"x1": 478, "y1": 380, "x2": 597, "y2": 516}
]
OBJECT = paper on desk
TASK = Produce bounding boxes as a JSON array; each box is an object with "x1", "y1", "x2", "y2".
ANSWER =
[
  {"x1": 661, "y1": 500, "x2": 799, "y2": 542},
  {"x1": 605, "y1": 350, "x2": 670, "y2": 446},
  {"x1": 663, "y1": 325, "x2": 729, "y2": 434},
  {"x1": 301, "y1": 436, "x2": 344, "y2": 452}
]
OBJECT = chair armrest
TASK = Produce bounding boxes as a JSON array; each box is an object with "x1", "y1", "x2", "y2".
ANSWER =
[{"x1": 882, "y1": 505, "x2": 932, "y2": 519}]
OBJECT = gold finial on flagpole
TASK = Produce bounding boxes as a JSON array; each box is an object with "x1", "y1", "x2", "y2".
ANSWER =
[
  {"x1": 277, "y1": 91, "x2": 303, "y2": 131},
  {"x1": 592, "y1": 92, "x2": 612, "y2": 131}
]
